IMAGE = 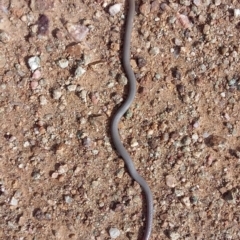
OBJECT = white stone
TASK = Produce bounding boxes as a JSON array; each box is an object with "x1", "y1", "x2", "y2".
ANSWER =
[
  {"x1": 57, "y1": 59, "x2": 69, "y2": 69},
  {"x1": 67, "y1": 84, "x2": 77, "y2": 92},
  {"x1": 192, "y1": 133, "x2": 199, "y2": 141},
  {"x1": 23, "y1": 141, "x2": 30, "y2": 147},
  {"x1": 234, "y1": 9, "x2": 240, "y2": 18},
  {"x1": 64, "y1": 195, "x2": 73, "y2": 204},
  {"x1": 169, "y1": 231, "x2": 180, "y2": 240},
  {"x1": 10, "y1": 197, "x2": 18, "y2": 206},
  {"x1": 214, "y1": 0, "x2": 221, "y2": 6},
  {"x1": 131, "y1": 141, "x2": 139, "y2": 147},
  {"x1": 166, "y1": 175, "x2": 177, "y2": 188},
  {"x1": 28, "y1": 56, "x2": 40, "y2": 71},
  {"x1": 39, "y1": 95, "x2": 48, "y2": 105},
  {"x1": 58, "y1": 164, "x2": 68, "y2": 174},
  {"x1": 53, "y1": 89, "x2": 62, "y2": 100},
  {"x1": 109, "y1": 227, "x2": 120, "y2": 238},
  {"x1": 75, "y1": 66, "x2": 86, "y2": 78},
  {"x1": 109, "y1": 4, "x2": 121, "y2": 16}
]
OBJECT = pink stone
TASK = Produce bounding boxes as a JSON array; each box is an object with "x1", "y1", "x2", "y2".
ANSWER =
[
  {"x1": 32, "y1": 69, "x2": 41, "y2": 79},
  {"x1": 66, "y1": 23, "x2": 89, "y2": 42},
  {"x1": 91, "y1": 92, "x2": 99, "y2": 105},
  {"x1": 30, "y1": 81, "x2": 38, "y2": 90},
  {"x1": 176, "y1": 13, "x2": 192, "y2": 29}
]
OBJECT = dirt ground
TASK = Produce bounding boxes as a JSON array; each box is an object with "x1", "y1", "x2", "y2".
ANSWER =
[{"x1": 0, "y1": 0, "x2": 240, "y2": 239}]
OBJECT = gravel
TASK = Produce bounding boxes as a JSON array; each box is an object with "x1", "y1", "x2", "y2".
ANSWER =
[
  {"x1": 67, "y1": 84, "x2": 77, "y2": 92},
  {"x1": 66, "y1": 23, "x2": 89, "y2": 42},
  {"x1": 64, "y1": 195, "x2": 73, "y2": 204},
  {"x1": 28, "y1": 56, "x2": 40, "y2": 71},
  {"x1": 9, "y1": 197, "x2": 18, "y2": 206},
  {"x1": 52, "y1": 88, "x2": 62, "y2": 100},
  {"x1": 39, "y1": 95, "x2": 48, "y2": 105},
  {"x1": 166, "y1": 175, "x2": 177, "y2": 188},
  {"x1": 74, "y1": 66, "x2": 86, "y2": 78},
  {"x1": 234, "y1": 9, "x2": 240, "y2": 18},
  {"x1": 109, "y1": 227, "x2": 121, "y2": 239},
  {"x1": 1, "y1": 1, "x2": 240, "y2": 239},
  {"x1": 109, "y1": 4, "x2": 121, "y2": 16},
  {"x1": 169, "y1": 231, "x2": 180, "y2": 240},
  {"x1": 117, "y1": 74, "x2": 128, "y2": 86},
  {"x1": 149, "y1": 47, "x2": 160, "y2": 56},
  {"x1": 0, "y1": 30, "x2": 10, "y2": 43},
  {"x1": 57, "y1": 59, "x2": 69, "y2": 69}
]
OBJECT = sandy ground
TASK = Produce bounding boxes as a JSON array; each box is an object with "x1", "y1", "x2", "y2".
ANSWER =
[{"x1": 0, "y1": 0, "x2": 240, "y2": 239}]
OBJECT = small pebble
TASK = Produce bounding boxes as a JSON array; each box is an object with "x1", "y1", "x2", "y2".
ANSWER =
[
  {"x1": 57, "y1": 59, "x2": 69, "y2": 69},
  {"x1": 131, "y1": 139, "x2": 139, "y2": 147},
  {"x1": 82, "y1": 137, "x2": 92, "y2": 148},
  {"x1": 160, "y1": 3, "x2": 169, "y2": 11},
  {"x1": 64, "y1": 195, "x2": 73, "y2": 204},
  {"x1": 30, "y1": 81, "x2": 38, "y2": 90},
  {"x1": 52, "y1": 88, "x2": 62, "y2": 100},
  {"x1": 23, "y1": 141, "x2": 30, "y2": 147},
  {"x1": 214, "y1": 0, "x2": 221, "y2": 6},
  {"x1": 149, "y1": 47, "x2": 160, "y2": 56},
  {"x1": 32, "y1": 69, "x2": 41, "y2": 79},
  {"x1": 174, "y1": 38, "x2": 182, "y2": 46},
  {"x1": 0, "y1": 30, "x2": 10, "y2": 43},
  {"x1": 116, "y1": 168, "x2": 124, "y2": 178},
  {"x1": 234, "y1": 9, "x2": 240, "y2": 18},
  {"x1": 91, "y1": 180, "x2": 99, "y2": 187},
  {"x1": 10, "y1": 197, "x2": 18, "y2": 206},
  {"x1": 192, "y1": 133, "x2": 199, "y2": 141},
  {"x1": 51, "y1": 172, "x2": 59, "y2": 179},
  {"x1": 193, "y1": 120, "x2": 199, "y2": 128},
  {"x1": 151, "y1": 1, "x2": 160, "y2": 13},
  {"x1": 162, "y1": 132, "x2": 169, "y2": 141},
  {"x1": 56, "y1": 143, "x2": 65, "y2": 155},
  {"x1": 177, "y1": 13, "x2": 192, "y2": 29},
  {"x1": 203, "y1": 24, "x2": 210, "y2": 34},
  {"x1": 181, "y1": 136, "x2": 191, "y2": 146},
  {"x1": 117, "y1": 74, "x2": 128, "y2": 85},
  {"x1": 66, "y1": 23, "x2": 89, "y2": 42},
  {"x1": 166, "y1": 175, "x2": 177, "y2": 188},
  {"x1": 130, "y1": 59, "x2": 137, "y2": 69},
  {"x1": 107, "y1": 82, "x2": 115, "y2": 88},
  {"x1": 0, "y1": 53, "x2": 6, "y2": 68},
  {"x1": 58, "y1": 164, "x2": 68, "y2": 174},
  {"x1": 180, "y1": 0, "x2": 191, "y2": 6},
  {"x1": 169, "y1": 231, "x2": 180, "y2": 240},
  {"x1": 75, "y1": 66, "x2": 86, "y2": 78},
  {"x1": 28, "y1": 56, "x2": 40, "y2": 71},
  {"x1": 39, "y1": 95, "x2": 47, "y2": 105},
  {"x1": 193, "y1": 0, "x2": 201, "y2": 6},
  {"x1": 137, "y1": 57, "x2": 147, "y2": 68},
  {"x1": 90, "y1": 92, "x2": 99, "y2": 104},
  {"x1": 220, "y1": 92, "x2": 225, "y2": 98},
  {"x1": 109, "y1": 4, "x2": 121, "y2": 16},
  {"x1": 174, "y1": 189, "x2": 184, "y2": 197},
  {"x1": 79, "y1": 90, "x2": 88, "y2": 103},
  {"x1": 109, "y1": 227, "x2": 121, "y2": 239},
  {"x1": 139, "y1": 2, "x2": 151, "y2": 16},
  {"x1": 154, "y1": 73, "x2": 161, "y2": 80},
  {"x1": 182, "y1": 196, "x2": 191, "y2": 208},
  {"x1": 67, "y1": 84, "x2": 77, "y2": 92},
  {"x1": 92, "y1": 149, "x2": 99, "y2": 155}
]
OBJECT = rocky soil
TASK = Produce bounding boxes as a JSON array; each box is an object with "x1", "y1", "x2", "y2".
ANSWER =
[{"x1": 0, "y1": 0, "x2": 240, "y2": 239}]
